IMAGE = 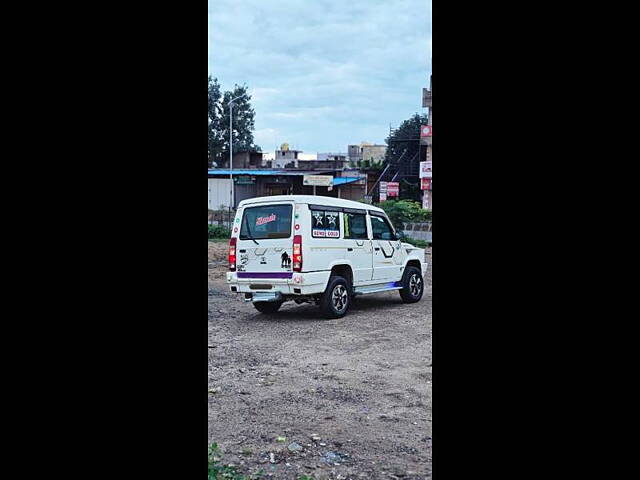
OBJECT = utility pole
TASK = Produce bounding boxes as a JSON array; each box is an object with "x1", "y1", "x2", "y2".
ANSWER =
[{"x1": 227, "y1": 93, "x2": 246, "y2": 224}]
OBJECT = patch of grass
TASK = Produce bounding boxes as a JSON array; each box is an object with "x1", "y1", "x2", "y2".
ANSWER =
[
  {"x1": 208, "y1": 443, "x2": 264, "y2": 480},
  {"x1": 208, "y1": 238, "x2": 229, "y2": 243}
]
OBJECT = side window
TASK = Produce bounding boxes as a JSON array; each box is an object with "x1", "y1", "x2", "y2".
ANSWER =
[
  {"x1": 344, "y1": 212, "x2": 368, "y2": 239},
  {"x1": 311, "y1": 209, "x2": 340, "y2": 238},
  {"x1": 371, "y1": 215, "x2": 395, "y2": 240}
]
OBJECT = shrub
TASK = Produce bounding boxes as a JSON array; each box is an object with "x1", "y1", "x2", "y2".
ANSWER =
[
  {"x1": 379, "y1": 199, "x2": 431, "y2": 228},
  {"x1": 208, "y1": 224, "x2": 231, "y2": 239},
  {"x1": 401, "y1": 235, "x2": 429, "y2": 248}
]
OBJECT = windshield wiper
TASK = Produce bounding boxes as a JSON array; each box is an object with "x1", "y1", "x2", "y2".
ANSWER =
[{"x1": 243, "y1": 214, "x2": 260, "y2": 245}]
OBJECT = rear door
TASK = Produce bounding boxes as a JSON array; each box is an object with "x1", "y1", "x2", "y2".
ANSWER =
[
  {"x1": 236, "y1": 202, "x2": 294, "y2": 278},
  {"x1": 343, "y1": 208, "x2": 373, "y2": 284},
  {"x1": 305, "y1": 205, "x2": 343, "y2": 273}
]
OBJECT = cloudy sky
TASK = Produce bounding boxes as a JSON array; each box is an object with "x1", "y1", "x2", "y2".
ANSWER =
[{"x1": 208, "y1": 0, "x2": 431, "y2": 155}]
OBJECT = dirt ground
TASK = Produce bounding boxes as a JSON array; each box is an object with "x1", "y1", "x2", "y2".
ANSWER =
[{"x1": 208, "y1": 241, "x2": 432, "y2": 479}]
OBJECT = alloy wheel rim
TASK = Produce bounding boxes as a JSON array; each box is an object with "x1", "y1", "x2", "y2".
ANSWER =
[
  {"x1": 332, "y1": 285, "x2": 348, "y2": 312},
  {"x1": 409, "y1": 274, "x2": 422, "y2": 297}
]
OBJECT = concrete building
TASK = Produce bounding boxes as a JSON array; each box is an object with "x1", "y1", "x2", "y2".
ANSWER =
[
  {"x1": 348, "y1": 144, "x2": 362, "y2": 164},
  {"x1": 300, "y1": 152, "x2": 348, "y2": 170},
  {"x1": 268, "y1": 144, "x2": 349, "y2": 170},
  {"x1": 361, "y1": 145, "x2": 386, "y2": 164},
  {"x1": 217, "y1": 151, "x2": 263, "y2": 169},
  {"x1": 272, "y1": 143, "x2": 303, "y2": 168},
  {"x1": 348, "y1": 142, "x2": 386, "y2": 165}
]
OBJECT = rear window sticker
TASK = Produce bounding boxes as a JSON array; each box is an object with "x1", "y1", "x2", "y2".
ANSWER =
[
  {"x1": 256, "y1": 213, "x2": 277, "y2": 226},
  {"x1": 312, "y1": 210, "x2": 340, "y2": 238}
]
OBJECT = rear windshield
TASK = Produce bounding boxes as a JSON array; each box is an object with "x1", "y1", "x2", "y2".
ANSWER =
[{"x1": 240, "y1": 204, "x2": 292, "y2": 240}]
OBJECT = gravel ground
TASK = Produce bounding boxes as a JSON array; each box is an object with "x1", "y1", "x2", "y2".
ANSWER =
[{"x1": 208, "y1": 241, "x2": 432, "y2": 479}]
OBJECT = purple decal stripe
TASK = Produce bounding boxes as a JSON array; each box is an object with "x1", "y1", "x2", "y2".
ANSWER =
[{"x1": 237, "y1": 272, "x2": 293, "y2": 279}]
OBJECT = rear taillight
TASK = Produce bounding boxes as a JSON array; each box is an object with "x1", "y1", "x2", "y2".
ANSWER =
[
  {"x1": 293, "y1": 235, "x2": 302, "y2": 272},
  {"x1": 229, "y1": 237, "x2": 237, "y2": 271}
]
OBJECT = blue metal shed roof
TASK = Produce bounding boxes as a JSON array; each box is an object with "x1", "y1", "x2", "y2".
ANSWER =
[
  {"x1": 333, "y1": 176, "x2": 362, "y2": 186},
  {"x1": 208, "y1": 169, "x2": 287, "y2": 176},
  {"x1": 208, "y1": 169, "x2": 337, "y2": 176},
  {"x1": 207, "y1": 170, "x2": 363, "y2": 186}
]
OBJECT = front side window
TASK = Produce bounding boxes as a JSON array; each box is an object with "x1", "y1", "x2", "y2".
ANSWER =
[
  {"x1": 343, "y1": 212, "x2": 368, "y2": 239},
  {"x1": 311, "y1": 209, "x2": 340, "y2": 238},
  {"x1": 370, "y1": 215, "x2": 396, "y2": 240},
  {"x1": 240, "y1": 204, "x2": 292, "y2": 240}
]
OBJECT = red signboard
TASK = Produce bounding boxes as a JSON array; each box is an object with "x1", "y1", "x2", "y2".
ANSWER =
[
  {"x1": 387, "y1": 182, "x2": 399, "y2": 196},
  {"x1": 421, "y1": 178, "x2": 431, "y2": 191},
  {"x1": 420, "y1": 125, "x2": 432, "y2": 137}
]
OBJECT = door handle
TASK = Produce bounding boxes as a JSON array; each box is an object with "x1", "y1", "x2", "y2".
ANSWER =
[
  {"x1": 347, "y1": 248, "x2": 353, "y2": 251},
  {"x1": 374, "y1": 247, "x2": 380, "y2": 251}
]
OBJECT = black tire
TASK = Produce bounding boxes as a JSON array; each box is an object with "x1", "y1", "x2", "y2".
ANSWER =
[
  {"x1": 399, "y1": 266, "x2": 424, "y2": 303},
  {"x1": 253, "y1": 301, "x2": 283, "y2": 314},
  {"x1": 319, "y1": 275, "x2": 351, "y2": 319}
]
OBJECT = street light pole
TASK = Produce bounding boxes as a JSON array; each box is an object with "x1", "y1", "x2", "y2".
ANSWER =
[
  {"x1": 229, "y1": 100, "x2": 233, "y2": 217},
  {"x1": 227, "y1": 93, "x2": 246, "y2": 223}
]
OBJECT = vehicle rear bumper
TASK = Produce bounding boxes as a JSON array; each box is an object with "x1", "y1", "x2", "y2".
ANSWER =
[{"x1": 226, "y1": 270, "x2": 331, "y2": 296}]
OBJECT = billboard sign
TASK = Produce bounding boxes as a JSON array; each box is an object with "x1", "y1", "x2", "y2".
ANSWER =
[
  {"x1": 419, "y1": 161, "x2": 433, "y2": 178},
  {"x1": 303, "y1": 175, "x2": 333, "y2": 187},
  {"x1": 234, "y1": 175, "x2": 256, "y2": 185},
  {"x1": 387, "y1": 182, "x2": 399, "y2": 197}
]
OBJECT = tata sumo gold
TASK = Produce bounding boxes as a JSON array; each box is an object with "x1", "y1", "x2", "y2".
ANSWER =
[{"x1": 226, "y1": 195, "x2": 428, "y2": 318}]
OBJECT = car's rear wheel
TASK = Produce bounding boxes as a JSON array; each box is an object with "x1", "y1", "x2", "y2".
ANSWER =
[
  {"x1": 399, "y1": 266, "x2": 424, "y2": 303},
  {"x1": 253, "y1": 301, "x2": 283, "y2": 314},
  {"x1": 319, "y1": 275, "x2": 351, "y2": 319}
]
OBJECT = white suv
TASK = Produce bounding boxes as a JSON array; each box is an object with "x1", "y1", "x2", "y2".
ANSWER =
[{"x1": 226, "y1": 195, "x2": 428, "y2": 318}]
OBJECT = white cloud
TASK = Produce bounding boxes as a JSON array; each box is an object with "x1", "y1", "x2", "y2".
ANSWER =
[
  {"x1": 253, "y1": 127, "x2": 280, "y2": 150},
  {"x1": 209, "y1": 0, "x2": 432, "y2": 153}
]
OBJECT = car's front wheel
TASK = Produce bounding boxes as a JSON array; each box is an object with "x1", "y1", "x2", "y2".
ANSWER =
[
  {"x1": 253, "y1": 301, "x2": 283, "y2": 314},
  {"x1": 399, "y1": 266, "x2": 424, "y2": 303},
  {"x1": 319, "y1": 275, "x2": 351, "y2": 319}
]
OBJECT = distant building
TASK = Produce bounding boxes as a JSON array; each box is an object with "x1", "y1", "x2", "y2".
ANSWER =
[
  {"x1": 270, "y1": 144, "x2": 348, "y2": 169},
  {"x1": 348, "y1": 144, "x2": 362, "y2": 163},
  {"x1": 317, "y1": 152, "x2": 347, "y2": 162},
  {"x1": 217, "y1": 151, "x2": 263, "y2": 169},
  {"x1": 208, "y1": 168, "x2": 367, "y2": 208},
  {"x1": 273, "y1": 143, "x2": 303, "y2": 168},
  {"x1": 361, "y1": 145, "x2": 386, "y2": 164},
  {"x1": 348, "y1": 142, "x2": 386, "y2": 165}
]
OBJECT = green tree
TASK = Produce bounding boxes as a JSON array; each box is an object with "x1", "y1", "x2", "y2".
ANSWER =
[
  {"x1": 208, "y1": 78, "x2": 261, "y2": 168},
  {"x1": 384, "y1": 113, "x2": 428, "y2": 166},
  {"x1": 208, "y1": 76, "x2": 224, "y2": 167}
]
